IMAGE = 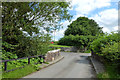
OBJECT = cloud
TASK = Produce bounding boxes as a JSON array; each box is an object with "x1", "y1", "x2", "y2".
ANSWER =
[
  {"x1": 52, "y1": 20, "x2": 71, "y2": 41},
  {"x1": 70, "y1": 0, "x2": 111, "y2": 15},
  {"x1": 72, "y1": 14, "x2": 86, "y2": 21},
  {"x1": 53, "y1": 29, "x2": 66, "y2": 41},
  {"x1": 112, "y1": 0, "x2": 120, "y2": 2},
  {"x1": 113, "y1": 26, "x2": 118, "y2": 31},
  {"x1": 90, "y1": 9, "x2": 118, "y2": 33},
  {"x1": 102, "y1": 27, "x2": 111, "y2": 33},
  {"x1": 54, "y1": 0, "x2": 118, "y2": 41}
]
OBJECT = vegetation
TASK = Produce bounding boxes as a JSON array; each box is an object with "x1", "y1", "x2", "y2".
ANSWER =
[
  {"x1": 97, "y1": 63, "x2": 120, "y2": 78},
  {"x1": 64, "y1": 17, "x2": 103, "y2": 36},
  {"x1": 90, "y1": 32, "x2": 120, "y2": 78},
  {"x1": 2, "y1": 64, "x2": 37, "y2": 79},
  {"x1": 2, "y1": 2, "x2": 120, "y2": 79},
  {"x1": 50, "y1": 41, "x2": 59, "y2": 45},
  {"x1": 58, "y1": 16, "x2": 119, "y2": 78},
  {"x1": 2, "y1": 2, "x2": 72, "y2": 77},
  {"x1": 2, "y1": 2, "x2": 72, "y2": 59},
  {"x1": 58, "y1": 17, "x2": 103, "y2": 52},
  {"x1": 49, "y1": 44, "x2": 72, "y2": 48},
  {"x1": 2, "y1": 57, "x2": 44, "y2": 71},
  {"x1": 90, "y1": 33, "x2": 120, "y2": 61}
]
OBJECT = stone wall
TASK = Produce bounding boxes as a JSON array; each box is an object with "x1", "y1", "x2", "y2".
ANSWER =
[
  {"x1": 91, "y1": 51, "x2": 106, "y2": 63},
  {"x1": 49, "y1": 46, "x2": 85, "y2": 52},
  {"x1": 44, "y1": 49, "x2": 60, "y2": 62}
]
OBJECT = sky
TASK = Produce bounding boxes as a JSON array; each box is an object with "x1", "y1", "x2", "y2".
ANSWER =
[{"x1": 51, "y1": 0, "x2": 119, "y2": 41}]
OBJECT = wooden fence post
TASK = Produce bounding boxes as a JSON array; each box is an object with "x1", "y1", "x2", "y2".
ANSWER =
[
  {"x1": 28, "y1": 58, "x2": 30, "y2": 64},
  {"x1": 4, "y1": 61, "x2": 7, "y2": 71}
]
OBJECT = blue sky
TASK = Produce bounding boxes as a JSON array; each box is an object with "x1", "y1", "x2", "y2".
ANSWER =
[{"x1": 51, "y1": 0, "x2": 119, "y2": 41}]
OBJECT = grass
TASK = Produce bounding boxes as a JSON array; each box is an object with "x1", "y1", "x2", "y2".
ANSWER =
[
  {"x1": 84, "y1": 50, "x2": 91, "y2": 53},
  {"x1": 49, "y1": 44, "x2": 72, "y2": 48},
  {"x1": 97, "y1": 63, "x2": 120, "y2": 78},
  {"x1": 2, "y1": 61, "x2": 49, "y2": 79},
  {"x1": 2, "y1": 58, "x2": 40, "y2": 72},
  {"x1": 2, "y1": 64, "x2": 37, "y2": 79}
]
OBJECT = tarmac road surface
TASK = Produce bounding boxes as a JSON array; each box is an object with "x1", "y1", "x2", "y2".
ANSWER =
[{"x1": 23, "y1": 52, "x2": 96, "y2": 78}]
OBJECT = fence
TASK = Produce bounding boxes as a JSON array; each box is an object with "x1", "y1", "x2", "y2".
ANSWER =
[
  {"x1": 2, "y1": 54, "x2": 44, "y2": 72},
  {"x1": 2, "y1": 49, "x2": 61, "y2": 72}
]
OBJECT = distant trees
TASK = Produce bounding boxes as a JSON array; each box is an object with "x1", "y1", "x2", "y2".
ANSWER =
[
  {"x1": 58, "y1": 17, "x2": 103, "y2": 51},
  {"x1": 65, "y1": 17, "x2": 103, "y2": 36}
]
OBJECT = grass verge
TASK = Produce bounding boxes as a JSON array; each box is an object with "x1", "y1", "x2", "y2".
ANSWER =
[
  {"x1": 83, "y1": 50, "x2": 91, "y2": 53},
  {"x1": 97, "y1": 63, "x2": 120, "y2": 78},
  {"x1": 2, "y1": 64, "x2": 39, "y2": 79}
]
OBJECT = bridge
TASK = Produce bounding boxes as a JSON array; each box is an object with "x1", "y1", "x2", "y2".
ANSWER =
[{"x1": 23, "y1": 52, "x2": 96, "y2": 78}]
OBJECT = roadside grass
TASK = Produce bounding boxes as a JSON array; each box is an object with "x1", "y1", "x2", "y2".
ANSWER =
[
  {"x1": 84, "y1": 50, "x2": 91, "y2": 53},
  {"x1": 2, "y1": 60, "x2": 49, "y2": 79},
  {"x1": 2, "y1": 58, "x2": 41, "y2": 72},
  {"x1": 97, "y1": 63, "x2": 120, "y2": 78},
  {"x1": 49, "y1": 44, "x2": 72, "y2": 48},
  {"x1": 2, "y1": 64, "x2": 37, "y2": 79}
]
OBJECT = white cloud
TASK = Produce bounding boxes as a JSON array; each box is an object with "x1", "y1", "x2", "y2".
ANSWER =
[
  {"x1": 70, "y1": 0, "x2": 111, "y2": 15},
  {"x1": 113, "y1": 26, "x2": 118, "y2": 31},
  {"x1": 61, "y1": 20, "x2": 71, "y2": 29},
  {"x1": 102, "y1": 27, "x2": 111, "y2": 33},
  {"x1": 52, "y1": 29, "x2": 65, "y2": 41},
  {"x1": 90, "y1": 9, "x2": 118, "y2": 33},
  {"x1": 72, "y1": 14, "x2": 86, "y2": 21},
  {"x1": 54, "y1": 0, "x2": 118, "y2": 40},
  {"x1": 112, "y1": 0, "x2": 120, "y2": 2},
  {"x1": 69, "y1": 0, "x2": 113, "y2": 33},
  {"x1": 52, "y1": 20, "x2": 71, "y2": 41}
]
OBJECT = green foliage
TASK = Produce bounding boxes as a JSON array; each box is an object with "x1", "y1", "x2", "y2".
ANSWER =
[
  {"x1": 84, "y1": 49, "x2": 91, "y2": 53},
  {"x1": 2, "y1": 2, "x2": 72, "y2": 77},
  {"x1": 52, "y1": 41, "x2": 59, "y2": 45},
  {"x1": 31, "y1": 63, "x2": 42, "y2": 71},
  {"x1": 58, "y1": 35, "x2": 96, "y2": 51},
  {"x1": 2, "y1": 64, "x2": 36, "y2": 78},
  {"x1": 97, "y1": 63, "x2": 120, "y2": 78},
  {"x1": 2, "y1": 57, "x2": 44, "y2": 72},
  {"x1": 58, "y1": 17, "x2": 103, "y2": 51},
  {"x1": 91, "y1": 32, "x2": 120, "y2": 78},
  {"x1": 65, "y1": 17, "x2": 103, "y2": 36},
  {"x1": 101, "y1": 42, "x2": 120, "y2": 61},
  {"x1": 2, "y1": 2, "x2": 72, "y2": 59},
  {"x1": 90, "y1": 32, "x2": 120, "y2": 61}
]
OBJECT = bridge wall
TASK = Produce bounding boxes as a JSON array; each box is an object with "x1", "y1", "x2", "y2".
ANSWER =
[{"x1": 44, "y1": 49, "x2": 60, "y2": 62}]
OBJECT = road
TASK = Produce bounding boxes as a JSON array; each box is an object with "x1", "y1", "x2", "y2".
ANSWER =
[{"x1": 24, "y1": 52, "x2": 96, "y2": 78}]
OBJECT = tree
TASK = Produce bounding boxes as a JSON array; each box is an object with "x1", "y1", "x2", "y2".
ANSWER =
[
  {"x1": 2, "y1": 2, "x2": 72, "y2": 58},
  {"x1": 65, "y1": 17, "x2": 103, "y2": 36},
  {"x1": 58, "y1": 34, "x2": 96, "y2": 51},
  {"x1": 59, "y1": 17, "x2": 103, "y2": 52}
]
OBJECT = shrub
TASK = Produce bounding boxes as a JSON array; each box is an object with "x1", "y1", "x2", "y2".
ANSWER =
[
  {"x1": 58, "y1": 34, "x2": 96, "y2": 51},
  {"x1": 90, "y1": 32, "x2": 120, "y2": 61},
  {"x1": 101, "y1": 42, "x2": 120, "y2": 61}
]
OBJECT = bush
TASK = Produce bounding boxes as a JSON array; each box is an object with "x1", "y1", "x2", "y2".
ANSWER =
[
  {"x1": 90, "y1": 32, "x2": 120, "y2": 61},
  {"x1": 58, "y1": 34, "x2": 96, "y2": 51},
  {"x1": 53, "y1": 41, "x2": 58, "y2": 45},
  {"x1": 101, "y1": 42, "x2": 120, "y2": 61},
  {"x1": 58, "y1": 35, "x2": 75, "y2": 46}
]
